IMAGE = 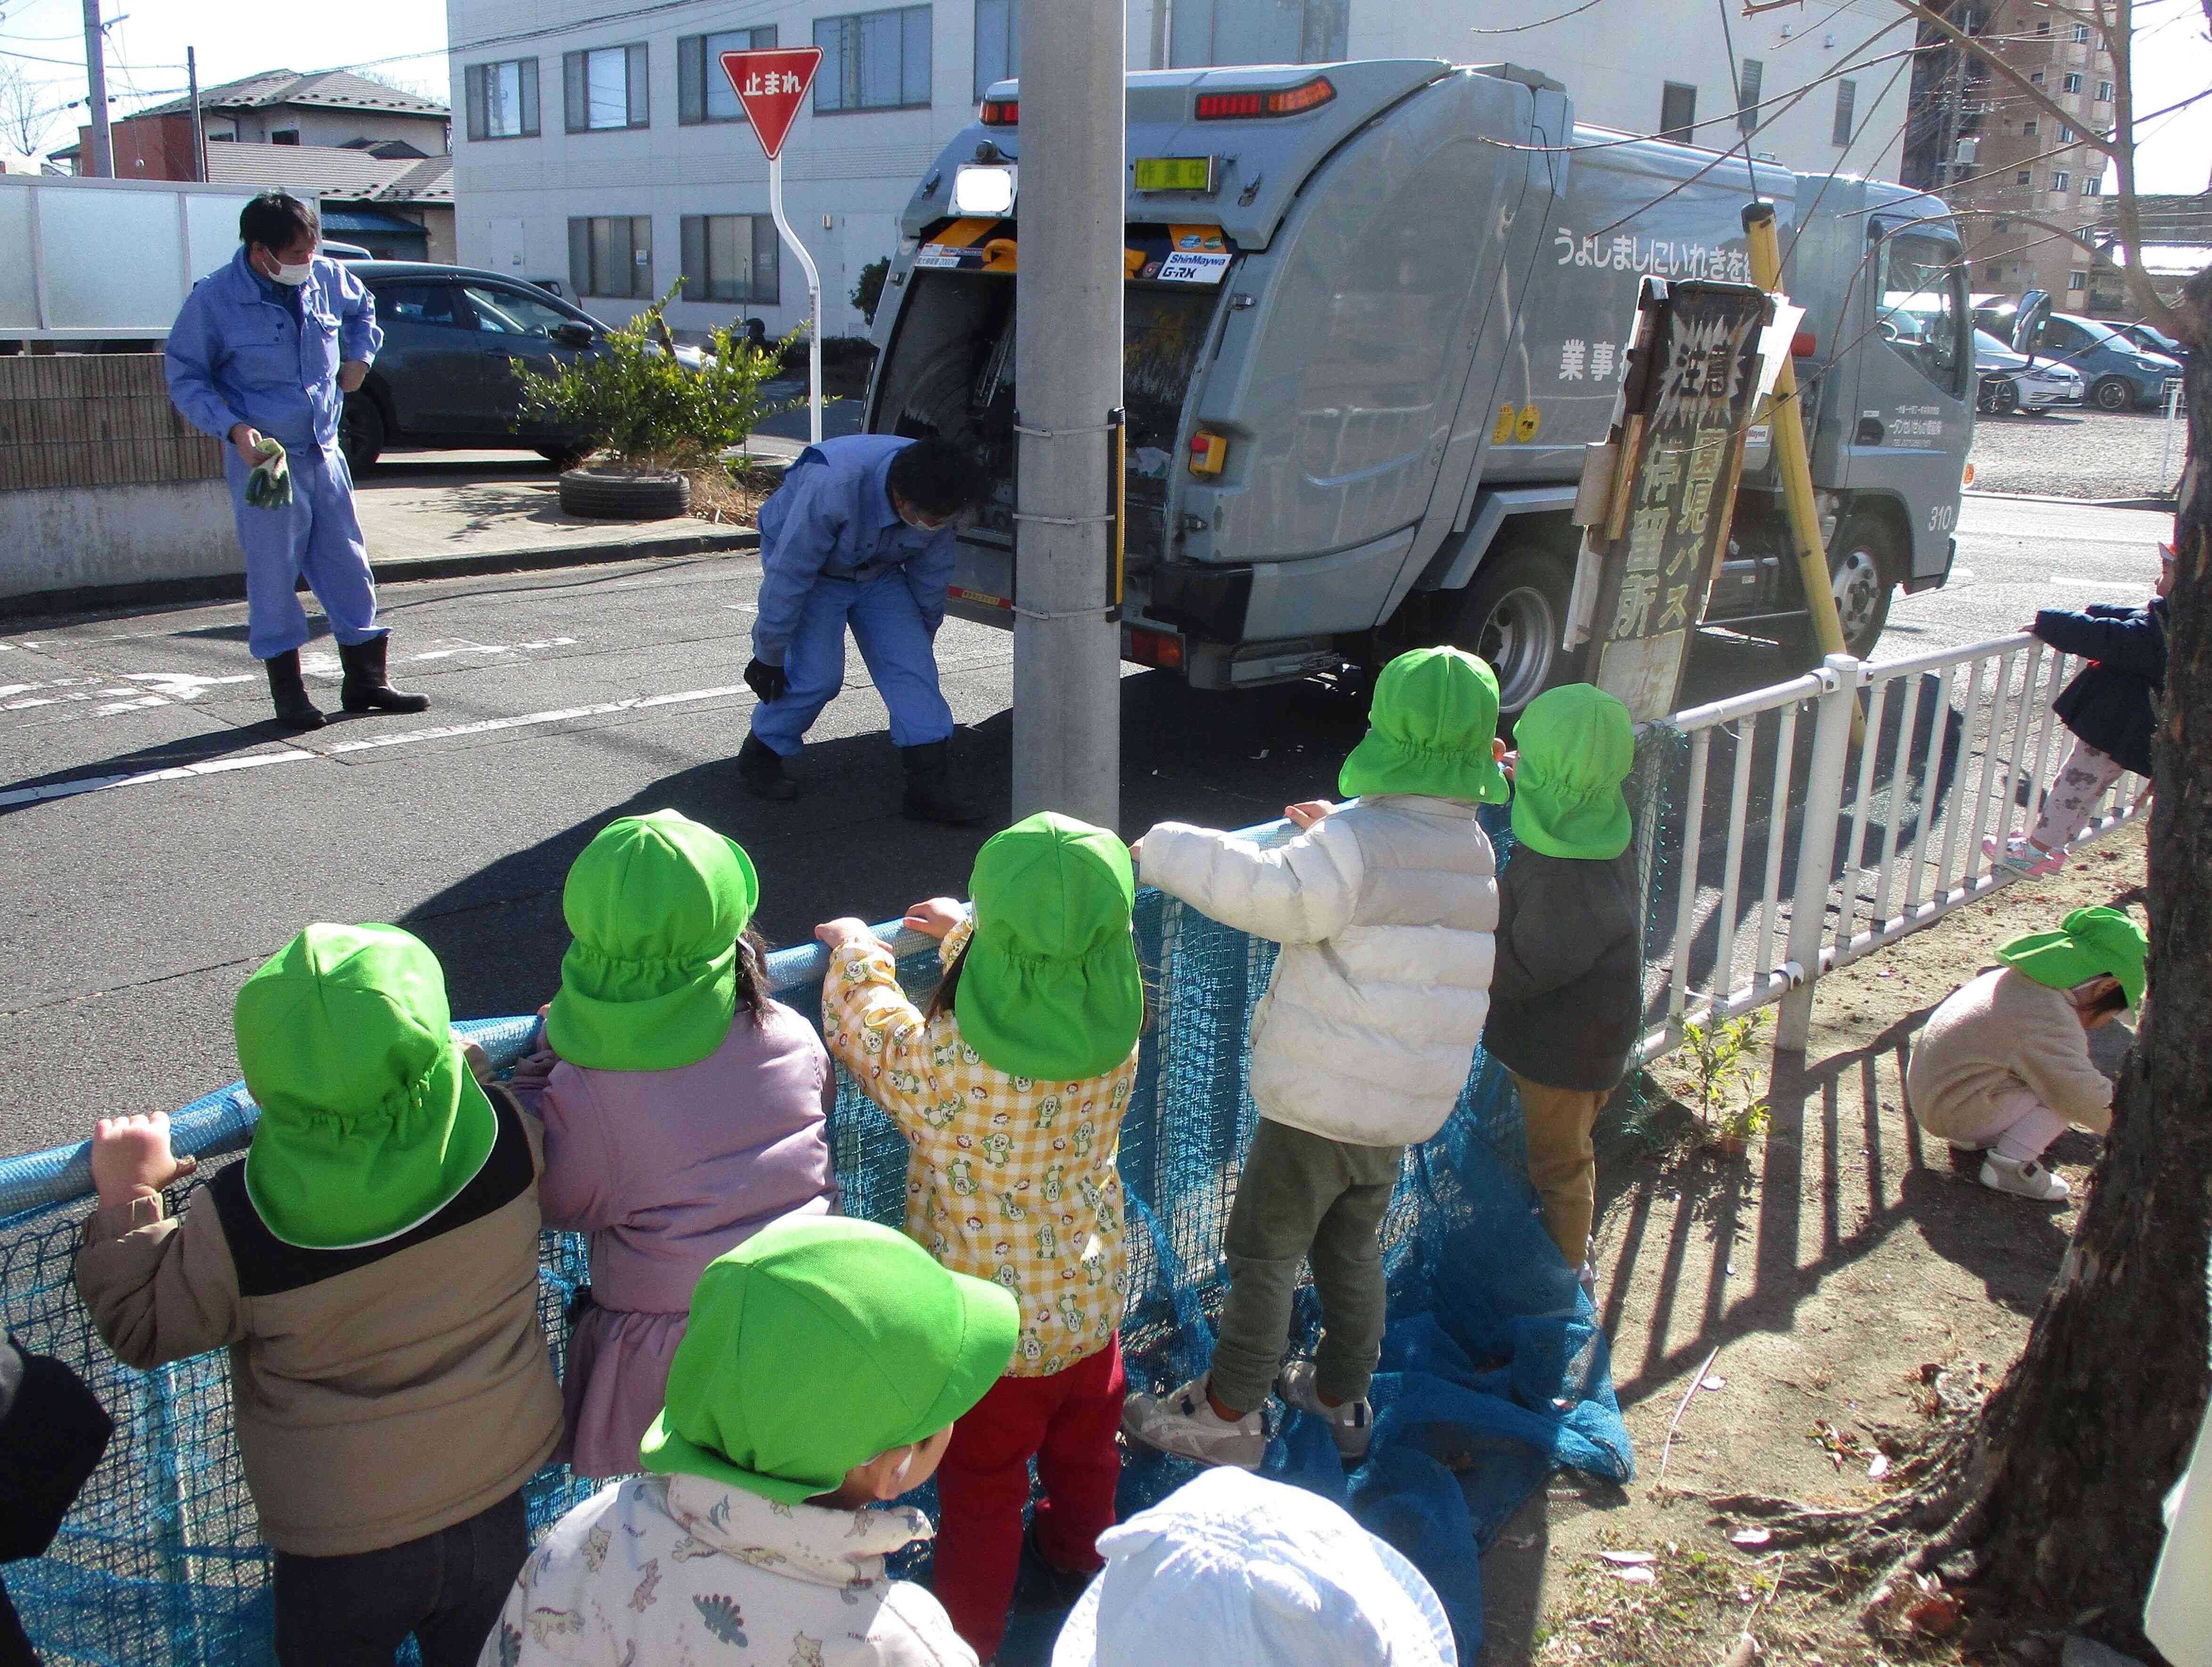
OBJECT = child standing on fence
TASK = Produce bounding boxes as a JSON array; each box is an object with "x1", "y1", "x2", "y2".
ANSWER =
[
  {"x1": 484, "y1": 1215, "x2": 1016, "y2": 1666},
  {"x1": 813, "y1": 811, "x2": 1145, "y2": 1663},
  {"x1": 75, "y1": 923, "x2": 563, "y2": 1667},
  {"x1": 1986, "y1": 545, "x2": 2170, "y2": 879},
  {"x1": 1904, "y1": 906, "x2": 2146, "y2": 1202},
  {"x1": 1122, "y1": 645, "x2": 1505, "y2": 1470},
  {"x1": 511, "y1": 810, "x2": 838, "y2": 1478},
  {"x1": 1480, "y1": 685, "x2": 1643, "y2": 1291}
]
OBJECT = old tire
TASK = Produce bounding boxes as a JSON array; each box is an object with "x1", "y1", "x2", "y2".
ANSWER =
[
  {"x1": 557, "y1": 468, "x2": 691, "y2": 520},
  {"x1": 1790, "y1": 513, "x2": 1899, "y2": 664},
  {"x1": 339, "y1": 392, "x2": 385, "y2": 473},
  {"x1": 1444, "y1": 545, "x2": 1576, "y2": 721},
  {"x1": 2090, "y1": 376, "x2": 2134, "y2": 411}
]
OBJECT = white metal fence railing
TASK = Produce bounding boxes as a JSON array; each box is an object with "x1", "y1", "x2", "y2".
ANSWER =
[{"x1": 1636, "y1": 632, "x2": 2149, "y2": 1063}]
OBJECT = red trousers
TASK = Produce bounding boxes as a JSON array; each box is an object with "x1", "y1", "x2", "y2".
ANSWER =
[{"x1": 932, "y1": 1334, "x2": 1125, "y2": 1660}]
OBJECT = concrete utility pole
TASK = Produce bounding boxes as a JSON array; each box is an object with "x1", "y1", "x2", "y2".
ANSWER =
[
  {"x1": 80, "y1": 0, "x2": 111, "y2": 177},
  {"x1": 187, "y1": 47, "x2": 206, "y2": 183},
  {"x1": 1009, "y1": 0, "x2": 1124, "y2": 828}
]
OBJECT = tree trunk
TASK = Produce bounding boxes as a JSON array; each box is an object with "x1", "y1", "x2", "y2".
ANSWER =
[{"x1": 1945, "y1": 265, "x2": 2212, "y2": 1652}]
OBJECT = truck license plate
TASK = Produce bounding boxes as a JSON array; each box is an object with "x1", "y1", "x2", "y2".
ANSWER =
[{"x1": 1155, "y1": 251, "x2": 1230, "y2": 284}]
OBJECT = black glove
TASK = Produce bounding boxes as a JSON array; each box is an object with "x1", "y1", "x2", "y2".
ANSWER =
[{"x1": 744, "y1": 657, "x2": 788, "y2": 704}]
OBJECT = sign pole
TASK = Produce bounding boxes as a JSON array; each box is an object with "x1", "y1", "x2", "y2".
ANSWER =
[{"x1": 767, "y1": 155, "x2": 823, "y2": 443}]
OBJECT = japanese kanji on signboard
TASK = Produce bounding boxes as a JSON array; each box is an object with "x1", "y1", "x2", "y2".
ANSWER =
[
  {"x1": 1577, "y1": 277, "x2": 1775, "y2": 723},
  {"x1": 717, "y1": 47, "x2": 824, "y2": 161}
]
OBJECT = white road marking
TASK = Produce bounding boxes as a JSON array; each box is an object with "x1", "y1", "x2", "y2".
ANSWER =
[
  {"x1": 0, "y1": 747, "x2": 316, "y2": 808},
  {"x1": 93, "y1": 695, "x2": 168, "y2": 715},
  {"x1": 124, "y1": 672, "x2": 255, "y2": 700},
  {"x1": 324, "y1": 684, "x2": 749, "y2": 755},
  {"x1": 1946, "y1": 568, "x2": 1974, "y2": 583},
  {"x1": 300, "y1": 650, "x2": 343, "y2": 682},
  {"x1": 407, "y1": 636, "x2": 579, "y2": 661}
]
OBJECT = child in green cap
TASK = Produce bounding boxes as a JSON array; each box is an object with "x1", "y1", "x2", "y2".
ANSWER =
[
  {"x1": 76, "y1": 923, "x2": 563, "y2": 1667},
  {"x1": 1906, "y1": 905, "x2": 2146, "y2": 1202},
  {"x1": 511, "y1": 809, "x2": 838, "y2": 1478},
  {"x1": 815, "y1": 811, "x2": 1145, "y2": 1662},
  {"x1": 1125, "y1": 645, "x2": 1507, "y2": 1470},
  {"x1": 1481, "y1": 684, "x2": 1644, "y2": 1289},
  {"x1": 484, "y1": 1215, "x2": 1018, "y2": 1667}
]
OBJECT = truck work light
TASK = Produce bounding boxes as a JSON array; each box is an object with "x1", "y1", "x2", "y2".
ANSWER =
[
  {"x1": 950, "y1": 164, "x2": 1017, "y2": 218},
  {"x1": 979, "y1": 98, "x2": 1017, "y2": 125},
  {"x1": 1193, "y1": 76, "x2": 1335, "y2": 120}
]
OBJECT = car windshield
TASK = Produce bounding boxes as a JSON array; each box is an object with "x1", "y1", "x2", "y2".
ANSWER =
[
  {"x1": 2065, "y1": 317, "x2": 2127, "y2": 350},
  {"x1": 1974, "y1": 329, "x2": 2016, "y2": 357}
]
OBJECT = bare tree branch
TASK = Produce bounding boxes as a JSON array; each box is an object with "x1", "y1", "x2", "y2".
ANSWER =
[
  {"x1": 1886, "y1": 0, "x2": 2124, "y2": 156},
  {"x1": 0, "y1": 65, "x2": 55, "y2": 158}
]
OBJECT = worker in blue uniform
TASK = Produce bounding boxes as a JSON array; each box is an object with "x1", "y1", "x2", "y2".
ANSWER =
[
  {"x1": 739, "y1": 434, "x2": 984, "y2": 825},
  {"x1": 166, "y1": 191, "x2": 427, "y2": 731}
]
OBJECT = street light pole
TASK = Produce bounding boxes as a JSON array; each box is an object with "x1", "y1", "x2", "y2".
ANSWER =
[
  {"x1": 1010, "y1": 0, "x2": 1123, "y2": 827},
  {"x1": 80, "y1": 0, "x2": 112, "y2": 178}
]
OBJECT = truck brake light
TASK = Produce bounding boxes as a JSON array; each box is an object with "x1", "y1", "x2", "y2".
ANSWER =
[
  {"x1": 1188, "y1": 429, "x2": 1228, "y2": 476},
  {"x1": 980, "y1": 99, "x2": 1017, "y2": 125},
  {"x1": 1125, "y1": 626, "x2": 1185, "y2": 670},
  {"x1": 1194, "y1": 76, "x2": 1335, "y2": 120},
  {"x1": 1791, "y1": 329, "x2": 1817, "y2": 357}
]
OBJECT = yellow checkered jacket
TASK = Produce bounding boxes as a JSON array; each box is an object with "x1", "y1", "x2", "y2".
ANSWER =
[{"x1": 824, "y1": 917, "x2": 1137, "y2": 1377}]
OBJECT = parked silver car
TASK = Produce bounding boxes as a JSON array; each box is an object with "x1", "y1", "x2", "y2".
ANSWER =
[{"x1": 1974, "y1": 328, "x2": 2083, "y2": 413}]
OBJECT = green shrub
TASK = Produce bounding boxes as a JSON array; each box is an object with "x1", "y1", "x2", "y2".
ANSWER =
[
  {"x1": 851, "y1": 255, "x2": 890, "y2": 325},
  {"x1": 513, "y1": 280, "x2": 792, "y2": 471}
]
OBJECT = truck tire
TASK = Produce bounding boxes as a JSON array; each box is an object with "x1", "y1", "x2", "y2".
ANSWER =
[
  {"x1": 1789, "y1": 513, "x2": 1898, "y2": 664},
  {"x1": 2090, "y1": 375, "x2": 2133, "y2": 411},
  {"x1": 340, "y1": 393, "x2": 386, "y2": 473},
  {"x1": 1444, "y1": 546, "x2": 1575, "y2": 720}
]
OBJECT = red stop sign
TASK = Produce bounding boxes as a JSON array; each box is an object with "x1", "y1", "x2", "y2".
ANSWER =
[{"x1": 718, "y1": 47, "x2": 824, "y2": 162}]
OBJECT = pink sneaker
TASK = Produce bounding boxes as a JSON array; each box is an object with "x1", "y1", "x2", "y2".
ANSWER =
[{"x1": 1983, "y1": 833, "x2": 2065, "y2": 878}]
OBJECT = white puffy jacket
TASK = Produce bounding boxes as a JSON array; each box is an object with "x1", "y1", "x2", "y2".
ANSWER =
[{"x1": 1140, "y1": 795, "x2": 1498, "y2": 1148}]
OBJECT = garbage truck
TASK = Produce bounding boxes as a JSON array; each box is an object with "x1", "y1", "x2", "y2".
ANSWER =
[{"x1": 864, "y1": 58, "x2": 1974, "y2": 709}]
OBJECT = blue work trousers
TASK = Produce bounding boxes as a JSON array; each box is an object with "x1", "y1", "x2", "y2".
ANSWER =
[
  {"x1": 225, "y1": 440, "x2": 383, "y2": 661},
  {"x1": 748, "y1": 572, "x2": 954, "y2": 757}
]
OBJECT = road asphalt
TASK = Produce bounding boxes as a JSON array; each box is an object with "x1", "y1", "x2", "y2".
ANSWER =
[{"x1": 0, "y1": 491, "x2": 2170, "y2": 1161}]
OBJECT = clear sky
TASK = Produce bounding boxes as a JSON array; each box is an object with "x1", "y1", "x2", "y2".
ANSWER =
[{"x1": 2, "y1": 0, "x2": 2206, "y2": 190}]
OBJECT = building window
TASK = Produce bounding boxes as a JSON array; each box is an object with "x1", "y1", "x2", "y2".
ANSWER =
[
  {"x1": 814, "y1": 6, "x2": 933, "y2": 114},
  {"x1": 2081, "y1": 174, "x2": 2102, "y2": 195},
  {"x1": 2063, "y1": 72, "x2": 2083, "y2": 92},
  {"x1": 2096, "y1": 79, "x2": 2113, "y2": 100},
  {"x1": 680, "y1": 214, "x2": 780, "y2": 304},
  {"x1": 2050, "y1": 169, "x2": 2070, "y2": 191},
  {"x1": 1659, "y1": 81, "x2": 1696, "y2": 143},
  {"x1": 2035, "y1": 16, "x2": 2050, "y2": 32},
  {"x1": 2016, "y1": 169, "x2": 2033, "y2": 185},
  {"x1": 1169, "y1": 0, "x2": 1347, "y2": 66},
  {"x1": 679, "y1": 27, "x2": 778, "y2": 123},
  {"x1": 1832, "y1": 77, "x2": 1856, "y2": 145},
  {"x1": 2071, "y1": 23, "x2": 2091, "y2": 41},
  {"x1": 270, "y1": 128, "x2": 300, "y2": 145},
  {"x1": 567, "y1": 215, "x2": 654, "y2": 298},
  {"x1": 2067, "y1": 271, "x2": 2086, "y2": 291},
  {"x1": 1737, "y1": 57, "x2": 1762, "y2": 133},
  {"x1": 974, "y1": 0, "x2": 1019, "y2": 100},
  {"x1": 564, "y1": 44, "x2": 650, "y2": 132},
  {"x1": 2058, "y1": 124, "x2": 2075, "y2": 141},
  {"x1": 465, "y1": 58, "x2": 541, "y2": 140},
  {"x1": 2022, "y1": 118, "x2": 2038, "y2": 135},
  {"x1": 1991, "y1": 218, "x2": 2009, "y2": 231}
]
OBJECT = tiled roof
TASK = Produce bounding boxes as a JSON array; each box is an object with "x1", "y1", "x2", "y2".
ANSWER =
[
  {"x1": 204, "y1": 143, "x2": 454, "y2": 204},
  {"x1": 135, "y1": 69, "x2": 447, "y2": 121}
]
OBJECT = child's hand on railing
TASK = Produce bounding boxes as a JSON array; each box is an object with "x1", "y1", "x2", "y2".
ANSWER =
[
  {"x1": 814, "y1": 917, "x2": 877, "y2": 949},
  {"x1": 901, "y1": 898, "x2": 966, "y2": 941},
  {"x1": 90, "y1": 1113, "x2": 195, "y2": 1209},
  {"x1": 1284, "y1": 799, "x2": 1338, "y2": 830}
]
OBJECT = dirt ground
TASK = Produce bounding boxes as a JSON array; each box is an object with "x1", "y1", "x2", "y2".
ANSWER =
[{"x1": 1476, "y1": 820, "x2": 2152, "y2": 1665}]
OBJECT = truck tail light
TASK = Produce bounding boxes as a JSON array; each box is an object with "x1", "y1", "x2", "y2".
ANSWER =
[
  {"x1": 1188, "y1": 429, "x2": 1229, "y2": 476},
  {"x1": 1194, "y1": 76, "x2": 1335, "y2": 120},
  {"x1": 1125, "y1": 626, "x2": 1185, "y2": 670},
  {"x1": 1790, "y1": 329, "x2": 1817, "y2": 357},
  {"x1": 1962, "y1": 462, "x2": 1975, "y2": 487},
  {"x1": 980, "y1": 99, "x2": 1017, "y2": 125}
]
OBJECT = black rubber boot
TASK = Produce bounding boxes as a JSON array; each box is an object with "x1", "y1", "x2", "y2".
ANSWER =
[
  {"x1": 338, "y1": 634, "x2": 430, "y2": 714},
  {"x1": 900, "y1": 740, "x2": 982, "y2": 826},
  {"x1": 262, "y1": 649, "x2": 326, "y2": 731},
  {"x1": 737, "y1": 733, "x2": 797, "y2": 800}
]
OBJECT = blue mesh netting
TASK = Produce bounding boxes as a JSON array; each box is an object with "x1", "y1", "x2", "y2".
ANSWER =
[{"x1": 0, "y1": 748, "x2": 1687, "y2": 1666}]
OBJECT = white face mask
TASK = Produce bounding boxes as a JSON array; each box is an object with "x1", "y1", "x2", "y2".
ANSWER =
[{"x1": 271, "y1": 258, "x2": 314, "y2": 287}]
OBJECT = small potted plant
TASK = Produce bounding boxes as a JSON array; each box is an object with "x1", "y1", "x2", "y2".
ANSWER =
[{"x1": 512, "y1": 280, "x2": 790, "y2": 520}]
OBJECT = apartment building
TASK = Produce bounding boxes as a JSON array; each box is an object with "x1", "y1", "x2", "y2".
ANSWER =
[
  {"x1": 447, "y1": 0, "x2": 1913, "y2": 341},
  {"x1": 1901, "y1": 4, "x2": 2117, "y2": 302}
]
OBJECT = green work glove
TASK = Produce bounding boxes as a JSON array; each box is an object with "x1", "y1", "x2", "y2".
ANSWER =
[{"x1": 244, "y1": 438, "x2": 293, "y2": 510}]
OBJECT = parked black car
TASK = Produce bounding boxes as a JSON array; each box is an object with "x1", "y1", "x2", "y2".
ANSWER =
[{"x1": 339, "y1": 261, "x2": 698, "y2": 471}]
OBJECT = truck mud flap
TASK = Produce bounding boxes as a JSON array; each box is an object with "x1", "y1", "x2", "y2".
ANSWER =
[{"x1": 1146, "y1": 564, "x2": 1253, "y2": 642}]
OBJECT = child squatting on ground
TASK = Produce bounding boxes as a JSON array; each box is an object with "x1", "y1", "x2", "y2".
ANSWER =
[
  {"x1": 815, "y1": 812, "x2": 1145, "y2": 1662},
  {"x1": 511, "y1": 810, "x2": 838, "y2": 1478},
  {"x1": 1987, "y1": 544, "x2": 2169, "y2": 879},
  {"x1": 482, "y1": 1215, "x2": 1016, "y2": 1667},
  {"x1": 1480, "y1": 685, "x2": 1644, "y2": 1290},
  {"x1": 1123, "y1": 645, "x2": 1506, "y2": 1468},
  {"x1": 1905, "y1": 905, "x2": 2147, "y2": 1202},
  {"x1": 76, "y1": 924, "x2": 565, "y2": 1667}
]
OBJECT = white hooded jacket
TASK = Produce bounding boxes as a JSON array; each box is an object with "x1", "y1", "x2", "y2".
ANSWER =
[{"x1": 1140, "y1": 795, "x2": 1498, "y2": 1148}]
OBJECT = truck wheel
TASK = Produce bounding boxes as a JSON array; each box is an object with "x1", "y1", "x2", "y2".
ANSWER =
[
  {"x1": 1445, "y1": 547, "x2": 1574, "y2": 719},
  {"x1": 340, "y1": 393, "x2": 386, "y2": 473},
  {"x1": 2090, "y1": 376, "x2": 2133, "y2": 411},
  {"x1": 1791, "y1": 515, "x2": 1897, "y2": 663}
]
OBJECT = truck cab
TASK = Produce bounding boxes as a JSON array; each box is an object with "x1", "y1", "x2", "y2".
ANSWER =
[{"x1": 867, "y1": 60, "x2": 1969, "y2": 709}]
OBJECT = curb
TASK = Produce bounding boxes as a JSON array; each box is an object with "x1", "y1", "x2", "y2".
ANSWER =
[
  {"x1": 0, "y1": 526, "x2": 760, "y2": 623},
  {"x1": 1964, "y1": 489, "x2": 2178, "y2": 511}
]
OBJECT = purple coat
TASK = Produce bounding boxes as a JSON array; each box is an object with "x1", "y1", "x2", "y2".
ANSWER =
[{"x1": 512, "y1": 1000, "x2": 838, "y2": 1477}]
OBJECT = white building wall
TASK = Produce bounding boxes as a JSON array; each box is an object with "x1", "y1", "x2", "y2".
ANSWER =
[{"x1": 448, "y1": 0, "x2": 1909, "y2": 345}]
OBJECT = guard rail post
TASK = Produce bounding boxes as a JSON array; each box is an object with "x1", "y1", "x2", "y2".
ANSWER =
[{"x1": 1776, "y1": 653, "x2": 1862, "y2": 1050}]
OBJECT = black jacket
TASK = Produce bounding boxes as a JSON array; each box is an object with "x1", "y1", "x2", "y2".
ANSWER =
[
  {"x1": 1, "y1": 1335, "x2": 114, "y2": 1664},
  {"x1": 1481, "y1": 846, "x2": 1644, "y2": 1094},
  {"x1": 2033, "y1": 598, "x2": 2166, "y2": 776}
]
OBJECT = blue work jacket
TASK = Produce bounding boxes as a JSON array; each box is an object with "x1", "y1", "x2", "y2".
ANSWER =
[
  {"x1": 165, "y1": 248, "x2": 381, "y2": 452},
  {"x1": 752, "y1": 435, "x2": 959, "y2": 665}
]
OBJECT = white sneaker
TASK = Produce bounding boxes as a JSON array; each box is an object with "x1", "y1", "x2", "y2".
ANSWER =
[
  {"x1": 1275, "y1": 1358, "x2": 1374, "y2": 1461},
  {"x1": 1121, "y1": 1375, "x2": 1267, "y2": 1470},
  {"x1": 1980, "y1": 1152, "x2": 2071, "y2": 1202}
]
